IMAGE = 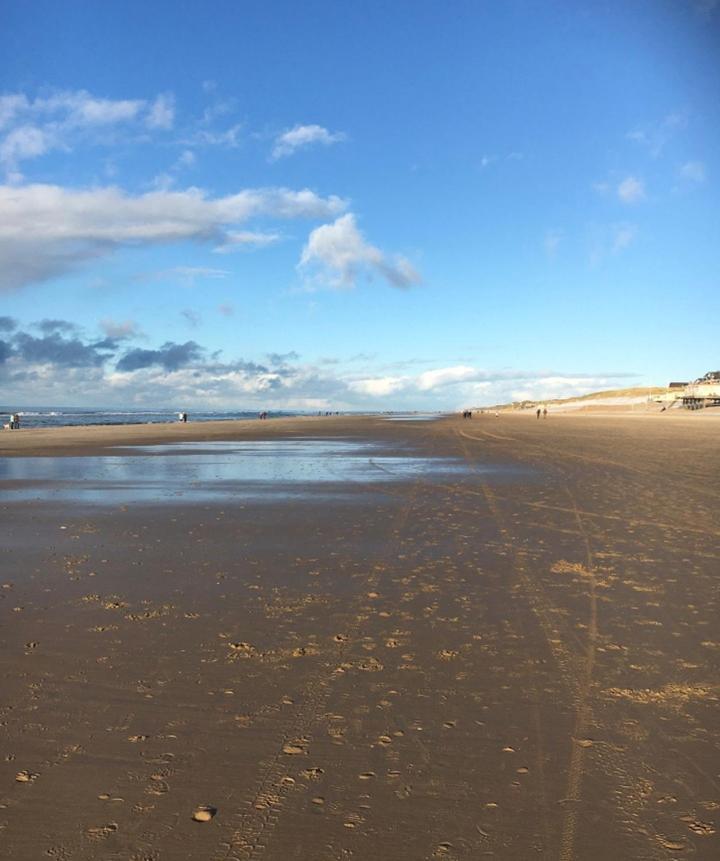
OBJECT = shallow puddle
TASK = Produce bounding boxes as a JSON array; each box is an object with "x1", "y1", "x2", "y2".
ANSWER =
[{"x1": 0, "y1": 438, "x2": 528, "y2": 505}]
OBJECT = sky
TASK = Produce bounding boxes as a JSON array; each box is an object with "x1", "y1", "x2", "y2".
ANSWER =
[{"x1": 1, "y1": 0, "x2": 718, "y2": 411}]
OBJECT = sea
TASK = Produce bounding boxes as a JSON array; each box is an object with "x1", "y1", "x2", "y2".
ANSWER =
[{"x1": 0, "y1": 407, "x2": 306, "y2": 430}]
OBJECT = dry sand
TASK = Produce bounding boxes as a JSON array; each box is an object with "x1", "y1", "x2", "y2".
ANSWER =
[{"x1": 1, "y1": 413, "x2": 719, "y2": 859}]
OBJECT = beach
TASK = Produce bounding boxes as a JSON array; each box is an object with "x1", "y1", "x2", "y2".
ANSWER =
[{"x1": 1, "y1": 412, "x2": 718, "y2": 859}]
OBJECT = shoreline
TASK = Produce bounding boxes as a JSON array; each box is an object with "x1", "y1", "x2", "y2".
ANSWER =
[{"x1": 0, "y1": 413, "x2": 372, "y2": 456}]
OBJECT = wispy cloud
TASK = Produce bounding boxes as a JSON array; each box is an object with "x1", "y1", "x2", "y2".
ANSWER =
[
  {"x1": 544, "y1": 228, "x2": 563, "y2": 258},
  {"x1": 612, "y1": 223, "x2": 638, "y2": 252},
  {"x1": 187, "y1": 124, "x2": 242, "y2": 147},
  {"x1": 617, "y1": 176, "x2": 645, "y2": 204},
  {"x1": 213, "y1": 230, "x2": 282, "y2": 253},
  {"x1": 153, "y1": 266, "x2": 231, "y2": 286},
  {"x1": 679, "y1": 160, "x2": 706, "y2": 183},
  {"x1": 146, "y1": 93, "x2": 175, "y2": 130},
  {"x1": 299, "y1": 213, "x2": 420, "y2": 290},
  {"x1": 626, "y1": 112, "x2": 687, "y2": 158},
  {"x1": 0, "y1": 88, "x2": 174, "y2": 176},
  {"x1": 100, "y1": 318, "x2": 141, "y2": 340},
  {"x1": 271, "y1": 124, "x2": 346, "y2": 160},
  {"x1": 180, "y1": 308, "x2": 202, "y2": 328},
  {"x1": 589, "y1": 222, "x2": 638, "y2": 266}
]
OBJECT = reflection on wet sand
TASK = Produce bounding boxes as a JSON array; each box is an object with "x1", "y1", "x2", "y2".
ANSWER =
[{"x1": 0, "y1": 438, "x2": 528, "y2": 504}]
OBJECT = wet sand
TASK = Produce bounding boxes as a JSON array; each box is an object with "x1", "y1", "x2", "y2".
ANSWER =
[{"x1": 1, "y1": 414, "x2": 719, "y2": 859}]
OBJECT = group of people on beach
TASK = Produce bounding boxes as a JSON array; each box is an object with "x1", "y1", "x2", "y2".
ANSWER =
[
  {"x1": 536, "y1": 407, "x2": 548, "y2": 419},
  {"x1": 4, "y1": 413, "x2": 21, "y2": 429},
  {"x1": 461, "y1": 409, "x2": 473, "y2": 419},
  {"x1": 258, "y1": 411, "x2": 269, "y2": 420},
  {"x1": 177, "y1": 412, "x2": 188, "y2": 423}
]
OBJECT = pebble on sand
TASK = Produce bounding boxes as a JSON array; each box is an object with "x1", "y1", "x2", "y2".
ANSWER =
[{"x1": 192, "y1": 805, "x2": 217, "y2": 822}]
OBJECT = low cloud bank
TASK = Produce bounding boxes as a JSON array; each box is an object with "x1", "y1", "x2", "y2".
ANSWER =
[{"x1": 0, "y1": 318, "x2": 637, "y2": 410}]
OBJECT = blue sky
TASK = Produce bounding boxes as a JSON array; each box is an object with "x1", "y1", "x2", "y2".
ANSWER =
[{"x1": 1, "y1": 0, "x2": 718, "y2": 409}]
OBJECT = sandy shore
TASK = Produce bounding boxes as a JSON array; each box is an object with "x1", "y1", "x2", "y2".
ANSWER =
[
  {"x1": 0, "y1": 414, "x2": 350, "y2": 457},
  {"x1": 1, "y1": 414, "x2": 718, "y2": 859}
]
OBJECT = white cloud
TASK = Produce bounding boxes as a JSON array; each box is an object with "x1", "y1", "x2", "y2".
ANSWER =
[
  {"x1": 214, "y1": 230, "x2": 282, "y2": 253},
  {"x1": 29, "y1": 90, "x2": 145, "y2": 126},
  {"x1": 588, "y1": 222, "x2": 638, "y2": 266},
  {"x1": 0, "y1": 94, "x2": 29, "y2": 129},
  {"x1": 617, "y1": 176, "x2": 645, "y2": 204},
  {"x1": 679, "y1": 160, "x2": 705, "y2": 183},
  {"x1": 153, "y1": 266, "x2": 231, "y2": 286},
  {"x1": 349, "y1": 376, "x2": 408, "y2": 396},
  {"x1": 146, "y1": 94, "x2": 175, "y2": 130},
  {"x1": 175, "y1": 149, "x2": 195, "y2": 169},
  {"x1": 0, "y1": 125, "x2": 55, "y2": 166},
  {"x1": 626, "y1": 112, "x2": 687, "y2": 157},
  {"x1": 612, "y1": 224, "x2": 637, "y2": 252},
  {"x1": 544, "y1": 228, "x2": 563, "y2": 258},
  {"x1": 416, "y1": 366, "x2": 478, "y2": 390},
  {"x1": 188, "y1": 124, "x2": 242, "y2": 147},
  {"x1": 271, "y1": 124, "x2": 346, "y2": 160},
  {"x1": 0, "y1": 88, "x2": 174, "y2": 174},
  {"x1": 0, "y1": 182, "x2": 347, "y2": 290},
  {"x1": 299, "y1": 213, "x2": 421, "y2": 290}
]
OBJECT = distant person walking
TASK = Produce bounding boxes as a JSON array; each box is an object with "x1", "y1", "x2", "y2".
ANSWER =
[
  {"x1": 536, "y1": 408, "x2": 541, "y2": 419},
  {"x1": 543, "y1": 407, "x2": 547, "y2": 419}
]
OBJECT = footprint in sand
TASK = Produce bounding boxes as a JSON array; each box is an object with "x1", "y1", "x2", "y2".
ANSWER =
[
  {"x1": 358, "y1": 772, "x2": 376, "y2": 780},
  {"x1": 282, "y1": 739, "x2": 308, "y2": 756},
  {"x1": 228, "y1": 642, "x2": 256, "y2": 654},
  {"x1": 300, "y1": 767, "x2": 324, "y2": 780},
  {"x1": 146, "y1": 775, "x2": 170, "y2": 796},
  {"x1": 15, "y1": 770, "x2": 39, "y2": 783},
  {"x1": 84, "y1": 823, "x2": 118, "y2": 841},
  {"x1": 658, "y1": 836, "x2": 687, "y2": 851}
]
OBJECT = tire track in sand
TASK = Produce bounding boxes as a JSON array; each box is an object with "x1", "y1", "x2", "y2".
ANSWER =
[{"x1": 457, "y1": 422, "x2": 672, "y2": 861}]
